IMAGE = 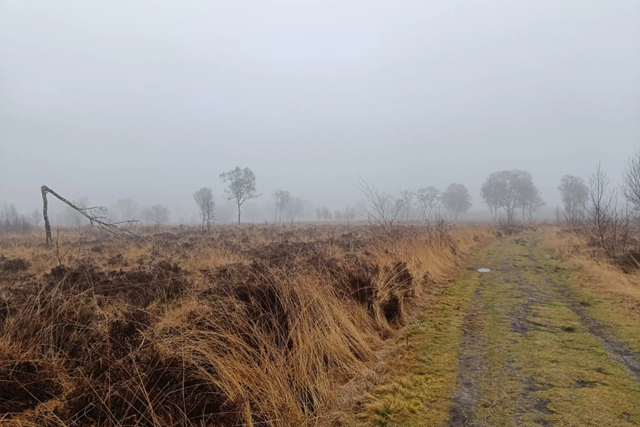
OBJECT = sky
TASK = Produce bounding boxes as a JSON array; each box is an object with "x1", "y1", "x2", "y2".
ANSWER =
[{"x1": 1, "y1": 0, "x2": 639, "y2": 220}]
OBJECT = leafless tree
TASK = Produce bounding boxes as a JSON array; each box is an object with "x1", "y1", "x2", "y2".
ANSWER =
[
  {"x1": 0, "y1": 204, "x2": 32, "y2": 234},
  {"x1": 220, "y1": 166, "x2": 261, "y2": 224},
  {"x1": 115, "y1": 198, "x2": 139, "y2": 222},
  {"x1": 558, "y1": 175, "x2": 588, "y2": 226},
  {"x1": 399, "y1": 190, "x2": 415, "y2": 221},
  {"x1": 144, "y1": 204, "x2": 170, "y2": 230},
  {"x1": 272, "y1": 189, "x2": 291, "y2": 223},
  {"x1": 285, "y1": 197, "x2": 305, "y2": 223},
  {"x1": 193, "y1": 187, "x2": 215, "y2": 232},
  {"x1": 416, "y1": 187, "x2": 440, "y2": 220},
  {"x1": 315, "y1": 205, "x2": 332, "y2": 221},
  {"x1": 581, "y1": 163, "x2": 631, "y2": 258},
  {"x1": 622, "y1": 150, "x2": 640, "y2": 211},
  {"x1": 40, "y1": 186, "x2": 138, "y2": 245},
  {"x1": 441, "y1": 183, "x2": 472, "y2": 221},
  {"x1": 30, "y1": 209, "x2": 42, "y2": 227},
  {"x1": 344, "y1": 205, "x2": 357, "y2": 223},
  {"x1": 555, "y1": 206, "x2": 563, "y2": 223},
  {"x1": 525, "y1": 194, "x2": 546, "y2": 221},
  {"x1": 357, "y1": 178, "x2": 405, "y2": 235}
]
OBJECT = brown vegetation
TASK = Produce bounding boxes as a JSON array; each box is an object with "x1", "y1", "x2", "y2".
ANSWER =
[
  {"x1": 0, "y1": 223, "x2": 493, "y2": 426},
  {"x1": 542, "y1": 229, "x2": 640, "y2": 324}
]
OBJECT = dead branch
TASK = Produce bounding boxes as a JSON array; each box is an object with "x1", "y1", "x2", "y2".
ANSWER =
[
  {"x1": 41, "y1": 185, "x2": 142, "y2": 246},
  {"x1": 356, "y1": 178, "x2": 405, "y2": 236}
]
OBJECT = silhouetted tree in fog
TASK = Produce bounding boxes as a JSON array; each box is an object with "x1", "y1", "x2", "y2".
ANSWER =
[
  {"x1": 622, "y1": 150, "x2": 640, "y2": 211},
  {"x1": 272, "y1": 189, "x2": 291, "y2": 223},
  {"x1": 479, "y1": 174, "x2": 502, "y2": 220},
  {"x1": 285, "y1": 197, "x2": 306, "y2": 223},
  {"x1": 357, "y1": 178, "x2": 406, "y2": 234},
  {"x1": 31, "y1": 209, "x2": 42, "y2": 227},
  {"x1": 115, "y1": 198, "x2": 139, "y2": 222},
  {"x1": 220, "y1": 167, "x2": 261, "y2": 224},
  {"x1": 193, "y1": 187, "x2": 215, "y2": 232},
  {"x1": 145, "y1": 204, "x2": 170, "y2": 229},
  {"x1": 344, "y1": 205, "x2": 357, "y2": 222},
  {"x1": 480, "y1": 170, "x2": 543, "y2": 222},
  {"x1": 0, "y1": 204, "x2": 32, "y2": 234},
  {"x1": 558, "y1": 175, "x2": 588, "y2": 224},
  {"x1": 315, "y1": 206, "x2": 332, "y2": 221},
  {"x1": 400, "y1": 190, "x2": 415, "y2": 221},
  {"x1": 416, "y1": 187, "x2": 440, "y2": 220},
  {"x1": 515, "y1": 172, "x2": 544, "y2": 221},
  {"x1": 441, "y1": 183, "x2": 471, "y2": 220},
  {"x1": 524, "y1": 193, "x2": 545, "y2": 221}
]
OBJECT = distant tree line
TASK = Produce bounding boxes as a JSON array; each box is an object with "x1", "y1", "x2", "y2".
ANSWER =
[{"x1": 27, "y1": 158, "x2": 640, "y2": 237}]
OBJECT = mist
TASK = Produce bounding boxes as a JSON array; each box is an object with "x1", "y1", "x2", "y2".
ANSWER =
[{"x1": 1, "y1": 0, "x2": 639, "y2": 222}]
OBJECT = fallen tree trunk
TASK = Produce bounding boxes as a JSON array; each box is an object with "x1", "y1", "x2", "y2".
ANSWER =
[{"x1": 41, "y1": 185, "x2": 140, "y2": 246}]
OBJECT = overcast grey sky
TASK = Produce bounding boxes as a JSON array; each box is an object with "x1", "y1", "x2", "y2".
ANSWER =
[{"x1": 1, "y1": 0, "x2": 639, "y2": 217}]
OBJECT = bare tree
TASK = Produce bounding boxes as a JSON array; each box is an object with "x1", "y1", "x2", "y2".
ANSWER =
[
  {"x1": 344, "y1": 205, "x2": 357, "y2": 223},
  {"x1": 315, "y1": 205, "x2": 333, "y2": 221},
  {"x1": 399, "y1": 190, "x2": 414, "y2": 221},
  {"x1": 558, "y1": 175, "x2": 588, "y2": 226},
  {"x1": 144, "y1": 204, "x2": 170, "y2": 229},
  {"x1": 622, "y1": 150, "x2": 640, "y2": 211},
  {"x1": 357, "y1": 178, "x2": 405, "y2": 235},
  {"x1": 581, "y1": 163, "x2": 631, "y2": 258},
  {"x1": 220, "y1": 167, "x2": 261, "y2": 224},
  {"x1": 40, "y1": 186, "x2": 138, "y2": 245},
  {"x1": 115, "y1": 198, "x2": 139, "y2": 222},
  {"x1": 285, "y1": 197, "x2": 305, "y2": 223},
  {"x1": 555, "y1": 206, "x2": 562, "y2": 223},
  {"x1": 441, "y1": 183, "x2": 472, "y2": 221},
  {"x1": 480, "y1": 174, "x2": 502, "y2": 220},
  {"x1": 515, "y1": 172, "x2": 543, "y2": 221},
  {"x1": 193, "y1": 187, "x2": 216, "y2": 232},
  {"x1": 31, "y1": 209, "x2": 42, "y2": 227},
  {"x1": 272, "y1": 189, "x2": 291, "y2": 223},
  {"x1": 0, "y1": 204, "x2": 32, "y2": 234},
  {"x1": 416, "y1": 187, "x2": 440, "y2": 220},
  {"x1": 525, "y1": 193, "x2": 545, "y2": 221}
]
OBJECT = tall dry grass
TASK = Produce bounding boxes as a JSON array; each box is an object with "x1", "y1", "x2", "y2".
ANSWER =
[
  {"x1": 542, "y1": 229, "x2": 640, "y2": 322},
  {"x1": 0, "y1": 223, "x2": 493, "y2": 426}
]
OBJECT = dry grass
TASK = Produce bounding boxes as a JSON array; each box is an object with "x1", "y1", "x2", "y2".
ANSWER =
[
  {"x1": 541, "y1": 228, "x2": 640, "y2": 323},
  {"x1": 0, "y1": 223, "x2": 494, "y2": 426}
]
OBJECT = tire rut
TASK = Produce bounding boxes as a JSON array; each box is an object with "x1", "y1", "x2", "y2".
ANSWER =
[
  {"x1": 447, "y1": 276, "x2": 489, "y2": 427},
  {"x1": 526, "y1": 240, "x2": 640, "y2": 384},
  {"x1": 502, "y1": 252, "x2": 554, "y2": 427},
  {"x1": 543, "y1": 277, "x2": 640, "y2": 383},
  {"x1": 446, "y1": 237, "x2": 640, "y2": 427}
]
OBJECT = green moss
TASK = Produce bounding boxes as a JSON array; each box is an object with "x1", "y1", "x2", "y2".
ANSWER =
[
  {"x1": 354, "y1": 234, "x2": 640, "y2": 427},
  {"x1": 356, "y1": 251, "x2": 490, "y2": 426}
]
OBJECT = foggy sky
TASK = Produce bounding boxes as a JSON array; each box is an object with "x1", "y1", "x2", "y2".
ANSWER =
[{"x1": 1, "y1": 1, "x2": 639, "y2": 218}]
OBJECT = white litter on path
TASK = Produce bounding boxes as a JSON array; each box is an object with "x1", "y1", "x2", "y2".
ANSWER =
[{"x1": 477, "y1": 268, "x2": 491, "y2": 273}]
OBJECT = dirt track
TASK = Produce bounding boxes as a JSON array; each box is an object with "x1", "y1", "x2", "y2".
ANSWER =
[
  {"x1": 447, "y1": 235, "x2": 640, "y2": 426},
  {"x1": 361, "y1": 233, "x2": 640, "y2": 427}
]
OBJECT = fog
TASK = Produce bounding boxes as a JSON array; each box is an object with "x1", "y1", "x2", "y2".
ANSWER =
[{"x1": 1, "y1": 1, "x2": 639, "y2": 222}]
